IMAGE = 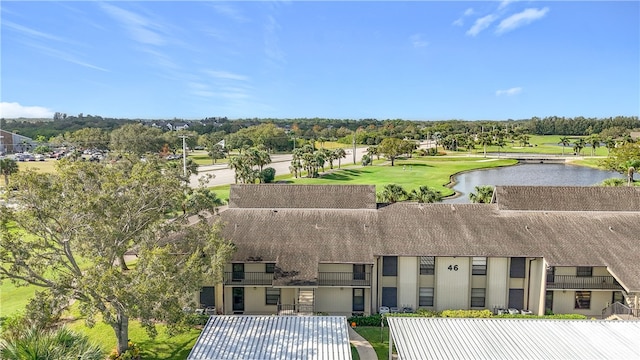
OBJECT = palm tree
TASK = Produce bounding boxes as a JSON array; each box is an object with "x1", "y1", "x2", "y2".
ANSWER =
[
  {"x1": 333, "y1": 148, "x2": 346, "y2": 169},
  {"x1": 469, "y1": 185, "x2": 494, "y2": 203},
  {"x1": 559, "y1": 136, "x2": 570, "y2": 155},
  {"x1": 377, "y1": 184, "x2": 408, "y2": 203},
  {"x1": 573, "y1": 138, "x2": 586, "y2": 156},
  {"x1": 409, "y1": 186, "x2": 443, "y2": 203},
  {"x1": 0, "y1": 158, "x2": 19, "y2": 186},
  {"x1": 478, "y1": 133, "x2": 492, "y2": 158},
  {"x1": 587, "y1": 135, "x2": 601, "y2": 156},
  {"x1": 227, "y1": 155, "x2": 244, "y2": 184},
  {"x1": 366, "y1": 145, "x2": 380, "y2": 161},
  {"x1": 0, "y1": 326, "x2": 103, "y2": 360},
  {"x1": 604, "y1": 137, "x2": 616, "y2": 155}
]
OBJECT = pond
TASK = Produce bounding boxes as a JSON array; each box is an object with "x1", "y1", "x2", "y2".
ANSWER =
[{"x1": 444, "y1": 163, "x2": 621, "y2": 203}]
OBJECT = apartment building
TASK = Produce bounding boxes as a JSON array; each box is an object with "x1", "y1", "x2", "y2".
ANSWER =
[{"x1": 197, "y1": 185, "x2": 640, "y2": 318}]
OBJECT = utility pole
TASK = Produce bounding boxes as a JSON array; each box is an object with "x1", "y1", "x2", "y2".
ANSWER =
[
  {"x1": 352, "y1": 131, "x2": 357, "y2": 165},
  {"x1": 179, "y1": 135, "x2": 189, "y2": 178}
]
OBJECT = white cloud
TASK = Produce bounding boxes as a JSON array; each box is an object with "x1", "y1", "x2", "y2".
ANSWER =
[
  {"x1": 466, "y1": 14, "x2": 498, "y2": 37},
  {"x1": 0, "y1": 102, "x2": 54, "y2": 118},
  {"x1": 453, "y1": 8, "x2": 474, "y2": 27},
  {"x1": 211, "y1": 3, "x2": 249, "y2": 23},
  {"x1": 498, "y1": 0, "x2": 516, "y2": 10},
  {"x1": 410, "y1": 34, "x2": 429, "y2": 48},
  {"x1": 264, "y1": 15, "x2": 285, "y2": 63},
  {"x1": 3, "y1": 20, "x2": 66, "y2": 43},
  {"x1": 100, "y1": 3, "x2": 166, "y2": 46},
  {"x1": 496, "y1": 7, "x2": 549, "y2": 34},
  {"x1": 205, "y1": 70, "x2": 249, "y2": 81},
  {"x1": 496, "y1": 87, "x2": 523, "y2": 96}
]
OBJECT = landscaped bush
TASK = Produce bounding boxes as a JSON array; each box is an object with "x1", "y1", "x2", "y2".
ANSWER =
[
  {"x1": 495, "y1": 313, "x2": 587, "y2": 320},
  {"x1": 108, "y1": 341, "x2": 141, "y2": 360},
  {"x1": 348, "y1": 314, "x2": 386, "y2": 327},
  {"x1": 440, "y1": 309, "x2": 493, "y2": 318}
]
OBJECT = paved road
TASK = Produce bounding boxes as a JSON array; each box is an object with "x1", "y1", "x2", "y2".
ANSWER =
[{"x1": 189, "y1": 147, "x2": 371, "y2": 188}]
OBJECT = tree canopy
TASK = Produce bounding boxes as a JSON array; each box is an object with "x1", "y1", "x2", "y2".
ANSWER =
[{"x1": 0, "y1": 158, "x2": 235, "y2": 356}]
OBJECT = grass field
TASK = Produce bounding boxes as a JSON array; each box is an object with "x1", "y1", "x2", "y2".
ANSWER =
[
  {"x1": 212, "y1": 156, "x2": 518, "y2": 202},
  {"x1": 16, "y1": 160, "x2": 59, "y2": 173},
  {"x1": 464, "y1": 134, "x2": 611, "y2": 157},
  {"x1": 353, "y1": 326, "x2": 391, "y2": 360}
]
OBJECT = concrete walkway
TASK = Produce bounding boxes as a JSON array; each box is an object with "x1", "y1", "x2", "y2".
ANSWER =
[{"x1": 348, "y1": 327, "x2": 378, "y2": 360}]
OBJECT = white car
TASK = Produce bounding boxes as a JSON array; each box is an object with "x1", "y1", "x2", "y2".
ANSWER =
[{"x1": 379, "y1": 306, "x2": 390, "y2": 315}]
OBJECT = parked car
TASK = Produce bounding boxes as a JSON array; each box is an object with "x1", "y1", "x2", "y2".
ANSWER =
[{"x1": 35, "y1": 154, "x2": 45, "y2": 161}]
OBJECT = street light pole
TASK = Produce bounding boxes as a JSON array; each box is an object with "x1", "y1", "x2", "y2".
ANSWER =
[{"x1": 179, "y1": 135, "x2": 188, "y2": 178}]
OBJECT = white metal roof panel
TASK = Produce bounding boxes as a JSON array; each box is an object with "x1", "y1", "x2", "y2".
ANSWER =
[
  {"x1": 387, "y1": 317, "x2": 640, "y2": 360},
  {"x1": 187, "y1": 315, "x2": 352, "y2": 360}
]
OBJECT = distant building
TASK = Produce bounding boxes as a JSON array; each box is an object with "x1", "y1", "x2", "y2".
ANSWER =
[
  {"x1": 0, "y1": 130, "x2": 36, "y2": 153},
  {"x1": 196, "y1": 185, "x2": 640, "y2": 319}
]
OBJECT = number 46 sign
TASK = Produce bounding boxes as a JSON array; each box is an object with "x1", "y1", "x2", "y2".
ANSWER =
[{"x1": 448, "y1": 265, "x2": 459, "y2": 271}]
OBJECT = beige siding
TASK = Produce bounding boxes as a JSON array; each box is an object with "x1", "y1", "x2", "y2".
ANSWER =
[
  {"x1": 553, "y1": 290, "x2": 612, "y2": 316},
  {"x1": 528, "y1": 258, "x2": 546, "y2": 315},
  {"x1": 419, "y1": 275, "x2": 435, "y2": 287},
  {"x1": 245, "y1": 263, "x2": 264, "y2": 272},
  {"x1": 243, "y1": 287, "x2": 277, "y2": 315},
  {"x1": 316, "y1": 287, "x2": 352, "y2": 315},
  {"x1": 555, "y1": 267, "x2": 575, "y2": 276},
  {"x1": 280, "y1": 288, "x2": 297, "y2": 305},
  {"x1": 319, "y1": 263, "x2": 352, "y2": 272},
  {"x1": 593, "y1": 267, "x2": 610, "y2": 276},
  {"x1": 381, "y1": 276, "x2": 397, "y2": 287},
  {"x1": 398, "y1": 257, "x2": 418, "y2": 309},
  {"x1": 436, "y1": 257, "x2": 470, "y2": 311},
  {"x1": 486, "y1": 258, "x2": 508, "y2": 310}
]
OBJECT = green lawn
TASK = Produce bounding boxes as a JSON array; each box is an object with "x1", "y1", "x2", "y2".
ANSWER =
[
  {"x1": 466, "y1": 134, "x2": 611, "y2": 156},
  {"x1": 353, "y1": 326, "x2": 391, "y2": 360},
  {"x1": 0, "y1": 280, "x2": 37, "y2": 317},
  {"x1": 212, "y1": 156, "x2": 518, "y2": 201}
]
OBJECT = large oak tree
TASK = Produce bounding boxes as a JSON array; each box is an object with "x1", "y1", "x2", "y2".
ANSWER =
[{"x1": 0, "y1": 157, "x2": 234, "y2": 356}]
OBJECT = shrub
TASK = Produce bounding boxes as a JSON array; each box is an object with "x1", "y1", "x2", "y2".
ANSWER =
[
  {"x1": 347, "y1": 314, "x2": 387, "y2": 327},
  {"x1": 441, "y1": 309, "x2": 493, "y2": 318},
  {"x1": 259, "y1": 167, "x2": 276, "y2": 183}
]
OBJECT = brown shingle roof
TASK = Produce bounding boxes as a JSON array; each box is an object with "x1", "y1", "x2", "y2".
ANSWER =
[
  {"x1": 217, "y1": 185, "x2": 640, "y2": 291},
  {"x1": 228, "y1": 184, "x2": 377, "y2": 209},
  {"x1": 494, "y1": 186, "x2": 640, "y2": 211}
]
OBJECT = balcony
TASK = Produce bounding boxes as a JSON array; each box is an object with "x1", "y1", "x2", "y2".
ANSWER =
[
  {"x1": 224, "y1": 272, "x2": 273, "y2": 285},
  {"x1": 546, "y1": 275, "x2": 623, "y2": 290},
  {"x1": 318, "y1": 272, "x2": 371, "y2": 287}
]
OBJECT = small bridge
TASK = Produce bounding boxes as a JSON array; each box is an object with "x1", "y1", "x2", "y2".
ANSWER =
[{"x1": 490, "y1": 153, "x2": 571, "y2": 164}]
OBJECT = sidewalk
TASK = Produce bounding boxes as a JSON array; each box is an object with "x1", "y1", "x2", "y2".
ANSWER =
[{"x1": 348, "y1": 327, "x2": 378, "y2": 360}]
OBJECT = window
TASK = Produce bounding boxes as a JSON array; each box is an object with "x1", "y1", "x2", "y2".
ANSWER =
[
  {"x1": 353, "y1": 264, "x2": 366, "y2": 280},
  {"x1": 382, "y1": 256, "x2": 398, "y2": 276},
  {"x1": 612, "y1": 291, "x2": 624, "y2": 304},
  {"x1": 381, "y1": 287, "x2": 397, "y2": 307},
  {"x1": 472, "y1": 257, "x2": 487, "y2": 275},
  {"x1": 265, "y1": 263, "x2": 275, "y2": 274},
  {"x1": 546, "y1": 266, "x2": 555, "y2": 283},
  {"x1": 419, "y1": 287, "x2": 434, "y2": 307},
  {"x1": 420, "y1": 256, "x2": 435, "y2": 275},
  {"x1": 353, "y1": 288, "x2": 365, "y2": 312},
  {"x1": 545, "y1": 291, "x2": 554, "y2": 314},
  {"x1": 575, "y1": 291, "x2": 591, "y2": 309},
  {"x1": 471, "y1": 288, "x2": 486, "y2": 307},
  {"x1": 199, "y1": 287, "x2": 215, "y2": 308},
  {"x1": 576, "y1": 267, "x2": 593, "y2": 277},
  {"x1": 510, "y1": 257, "x2": 526, "y2": 278},
  {"x1": 265, "y1": 288, "x2": 280, "y2": 305},
  {"x1": 232, "y1": 263, "x2": 244, "y2": 281}
]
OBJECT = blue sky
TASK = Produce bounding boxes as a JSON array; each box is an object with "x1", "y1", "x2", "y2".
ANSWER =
[{"x1": 1, "y1": 1, "x2": 638, "y2": 120}]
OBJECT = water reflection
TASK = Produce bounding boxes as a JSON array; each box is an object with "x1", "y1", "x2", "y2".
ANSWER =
[{"x1": 444, "y1": 163, "x2": 620, "y2": 203}]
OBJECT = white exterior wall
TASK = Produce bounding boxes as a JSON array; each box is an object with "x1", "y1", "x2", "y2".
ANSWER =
[
  {"x1": 486, "y1": 258, "x2": 508, "y2": 310},
  {"x1": 280, "y1": 288, "x2": 297, "y2": 305},
  {"x1": 398, "y1": 257, "x2": 418, "y2": 310},
  {"x1": 436, "y1": 257, "x2": 470, "y2": 311}
]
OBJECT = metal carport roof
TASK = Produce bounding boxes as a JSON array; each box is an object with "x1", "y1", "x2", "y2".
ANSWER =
[
  {"x1": 387, "y1": 317, "x2": 640, "y2": 360},
  {"x1": 187, "y1": 315, "x2": 352, "y2": 360}
]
